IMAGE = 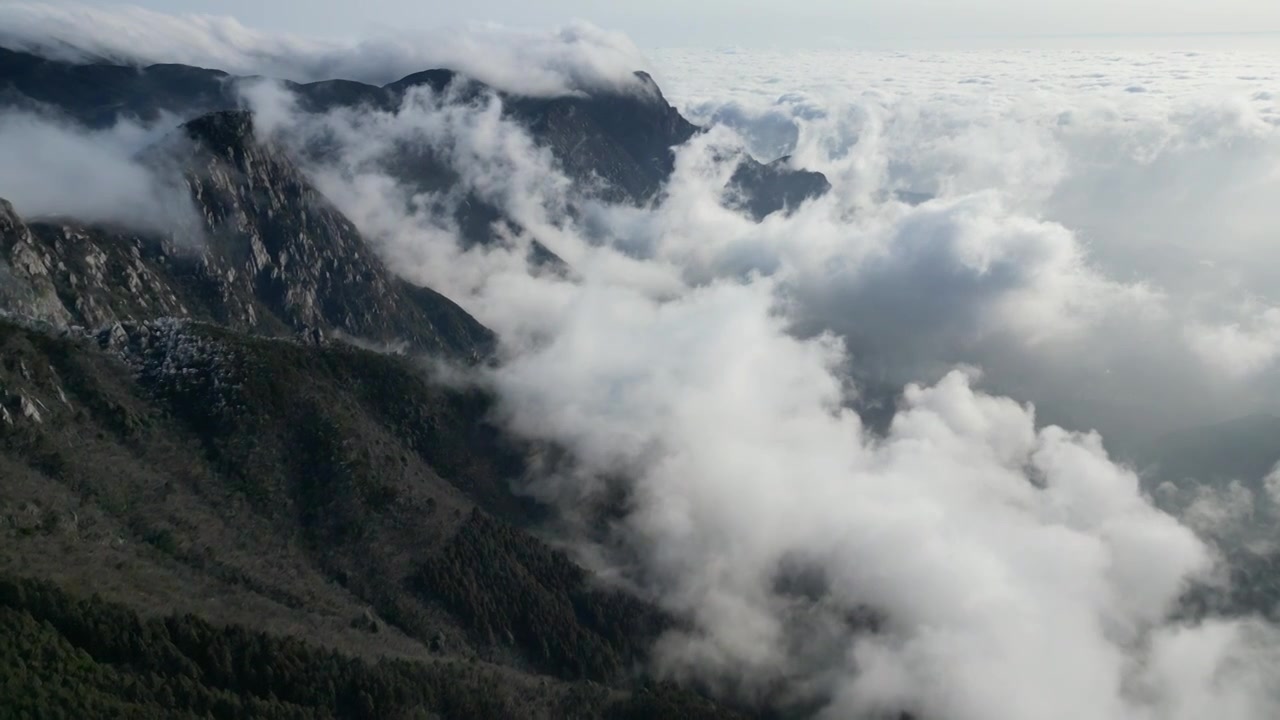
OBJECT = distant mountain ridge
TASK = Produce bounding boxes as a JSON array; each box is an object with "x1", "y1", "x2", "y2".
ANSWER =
[{"x1": 0, "y1": 46, "x2": 829, "y2": 218}]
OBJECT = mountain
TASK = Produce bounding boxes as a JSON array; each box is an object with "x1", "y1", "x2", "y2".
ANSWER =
[
  {"x1": 728, "y1": 154, "x2": 834, "y2": 220},
  {"x1": 2, "y1": 110, "x2": 491, "y2": 359},
  {"x1": 0, "y1": 46, "x2": 811, "y2": 718},
  {"x1": 0, "y1": 47, "x2": 829, "y2": 219}
]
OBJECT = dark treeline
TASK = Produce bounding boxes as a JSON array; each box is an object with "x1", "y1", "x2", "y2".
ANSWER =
[
  {"x1": 415, "y1": 509, "x2": 670, "y2": 682},
  {"x1": 0, "y1": 575, "x2": 743, "y2": 720}
]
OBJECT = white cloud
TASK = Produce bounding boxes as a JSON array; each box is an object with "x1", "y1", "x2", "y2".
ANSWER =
[
  {"x1": 652, "y1": 47, "x2": 1280, "y2": 444},
  {"x1": 1266, "y1": 464, "x2": 1280, "y2": 509},
  {"x1": 1136, "y1": 619, "x2": 1280, "y2": 720},
  {"x1": 0, "y1": 3, "x2": 652, "y2": 96},
  {"x1": 0, "y1": 110, "x2": 200, "y2": 236},
  {"x1": 491, "y1": 288, "x2": 1236, "y2": 718},
  {"x1": 1186, "y1": 307, "x2": 1280, "y2": 379},
  {"x1": 1182, "y1": 480, "x2": 1258, "y2": 536}
]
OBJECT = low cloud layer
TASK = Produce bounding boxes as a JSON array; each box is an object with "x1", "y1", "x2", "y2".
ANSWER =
[
  {"x1": 0, "y1": 3, "x2": 651, "y2": 95},
  {"x1": 0, "y1": 111, "x2": 199, "y2": 236},
  {"x1": 492, "y1": 281, "x2": 1275, "y2": 719},
  {"x1": 233, "y1": 39, "x2": 1280, "y2": 717}
]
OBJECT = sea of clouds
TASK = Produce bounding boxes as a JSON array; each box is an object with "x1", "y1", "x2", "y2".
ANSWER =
[
  {"x1": 3, "y1": 5, "x2": 1280, "y2": 718},
  {"x1": 246, "y1": 41, "x2": 1280, "y2": 720},
  {"x1": 653, "y1": 48, "x2": 1280, "y2": 442}
]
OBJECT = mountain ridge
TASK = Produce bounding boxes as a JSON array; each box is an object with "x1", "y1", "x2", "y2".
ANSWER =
[
  {"x1": 0, "y1": 45, "x2": 830, "y2": 218},
  {"x1": 0, "y1": 43, "x2": 846, "y2": 720},
  {"x1": 1, "y1": 108, "x2": 493, "y2": 360}
]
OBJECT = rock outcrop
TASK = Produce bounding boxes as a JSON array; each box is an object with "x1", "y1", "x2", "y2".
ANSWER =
[{"x1": 0, "y1": 111, "x2": 493, "y2": 360}]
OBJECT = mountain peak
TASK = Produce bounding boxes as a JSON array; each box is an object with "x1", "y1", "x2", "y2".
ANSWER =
[
  {"x1": 631, "y1": 70, "x2": 665, "y2": 101},
  {"x1": 183, "y1": 109, "x2": 255, "y2": 154},
  {"x1": 383, "y1": 68, "x2": 460, "y2": 95},
  {"x1": 0, "y1": 196, "x2": 17, "y2": 226}
]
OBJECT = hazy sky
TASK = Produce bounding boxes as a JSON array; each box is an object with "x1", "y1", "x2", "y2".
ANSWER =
[{"x1": 35, "y1": 0, "x2": 1280, "y2": 48}]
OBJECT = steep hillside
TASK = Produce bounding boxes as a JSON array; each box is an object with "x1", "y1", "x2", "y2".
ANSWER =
[{"x1": 0, "y1": 315, "x2": 746, "y2": 717}]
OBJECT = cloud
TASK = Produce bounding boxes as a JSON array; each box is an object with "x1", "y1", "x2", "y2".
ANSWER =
[
  {"x1": 239, "y1": 77, "x2": 685, "y2": 349},
  {"x1": 1267, "y1": 464, "x2": 1280, "y2": 509},
  {"x1": 0, "y1": 110, "x2": 200, "y2": 236},
  {"x1": 489, "y1": 282, "x2": 1247, "y2": 718},
  {"x1": 1186, "y1": 306, "x2": 1280, "y2": 379},
  {"x1": 0, "y1": 3, "x2": 652, "y2": 96},
  {"x1": 226, "y1": 52, "x2": 1280, "y2": 715},
  {"x1": 1180, "y1": 480, "x2": 1259, "y2": 536},
  {"x1": 651, "y1": 48, "x2": 1280, "y2": 448}
]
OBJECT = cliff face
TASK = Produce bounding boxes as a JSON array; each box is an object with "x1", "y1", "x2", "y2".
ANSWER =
[
  {"x1": 0, "y1": 198, "x2": 73, "y2": 326},
  {"x1": 1, "y1": 110, "x2": 492, "y2": 360}
]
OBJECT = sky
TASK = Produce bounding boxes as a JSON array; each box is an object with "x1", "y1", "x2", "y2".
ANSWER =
[{"x1": 30, "y1": 0, "x2": 1280, "y2": 49}]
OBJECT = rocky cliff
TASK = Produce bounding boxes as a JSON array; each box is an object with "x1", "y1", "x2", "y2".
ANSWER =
[{"x1": 1, "y1": 110, "x2": 492, "y2": 360}]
